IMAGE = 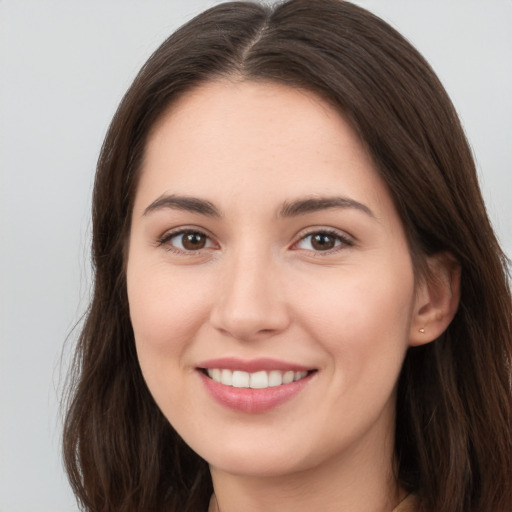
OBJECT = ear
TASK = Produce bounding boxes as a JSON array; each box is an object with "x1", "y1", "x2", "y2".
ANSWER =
[{"x1": 409, "y1": 252, "x2": 461, "y2": 346}]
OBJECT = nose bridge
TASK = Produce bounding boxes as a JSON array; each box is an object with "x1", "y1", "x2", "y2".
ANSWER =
[{"x1": 211, "y1": 242, "x2": 289, "y2": 340}]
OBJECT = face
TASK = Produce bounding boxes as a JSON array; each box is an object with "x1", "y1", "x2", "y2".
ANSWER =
[{"x1": 127, "y1": 80, "x2": 421, "y2": 479}]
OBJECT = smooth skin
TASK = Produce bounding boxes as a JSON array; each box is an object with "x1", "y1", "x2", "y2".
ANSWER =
[{"x1": 126, "y1": 80, "x2": 460, "y2": 512}]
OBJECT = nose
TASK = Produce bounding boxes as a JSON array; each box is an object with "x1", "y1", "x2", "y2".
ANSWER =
[{"x1": 209, "y1": 249, "x2": 291, "y2": 341}]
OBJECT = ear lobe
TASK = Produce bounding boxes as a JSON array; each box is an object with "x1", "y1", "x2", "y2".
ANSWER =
[{"x1": 409, "y1": 252, "x2": 461, "y2": 347}]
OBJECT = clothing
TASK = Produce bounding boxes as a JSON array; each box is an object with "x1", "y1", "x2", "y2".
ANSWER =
[
  {"x1": 392, "y1": 494, "x2": 419, "y2": 512},
  {"x1": 208, "y1": 493, "x2": 419, "y2": 512}
]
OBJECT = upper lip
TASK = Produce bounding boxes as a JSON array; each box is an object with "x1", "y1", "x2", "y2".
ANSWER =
[{"x1": 197, "y1": 357, "x2": 313, "y2": 373}]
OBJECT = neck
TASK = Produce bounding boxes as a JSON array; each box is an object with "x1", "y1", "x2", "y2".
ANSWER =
[{"x1": 208, "y1": 433, "x2": 402, "y2": 512}]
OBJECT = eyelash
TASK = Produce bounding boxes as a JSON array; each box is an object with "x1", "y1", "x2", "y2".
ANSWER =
[
  {"x1": 157, "y1": 228, "x2": 216, "y2": 254},
  {"x1": 292, "y1": 228, "x2": 354, "y2": 254},
  {"x1": 157, "y1": 228, "x2": 354, "y2": 255}
]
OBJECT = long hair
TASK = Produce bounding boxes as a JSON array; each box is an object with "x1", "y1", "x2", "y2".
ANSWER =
[{"x1": 63, "y1": 1, "x2": 512, "y2": 511}]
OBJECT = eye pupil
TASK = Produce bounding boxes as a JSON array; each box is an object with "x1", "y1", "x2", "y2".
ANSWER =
[
  {"x1": 311, "y1": 233, "x2": 335, "y2": 250},
  {"x1": 182, "y1": 232, "x2": 206, "y2": 250}
]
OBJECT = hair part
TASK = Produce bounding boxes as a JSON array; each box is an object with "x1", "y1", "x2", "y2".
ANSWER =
[{"x1": 63, "y1": 2, "x2": 512, "y2": 511}]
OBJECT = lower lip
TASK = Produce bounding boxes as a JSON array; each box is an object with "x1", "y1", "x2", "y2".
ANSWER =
[{"x1": 199, "y1": 371, "x2": 314, "y2": 413}]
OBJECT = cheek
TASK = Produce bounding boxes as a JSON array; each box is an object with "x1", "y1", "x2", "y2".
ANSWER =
[
  {"x1": 126, "y1": 259, "x2": 217, "y2": 423},
  {"x1": 296, "y1": 261, "x2": 415, "y2": 377},
  {"x1": 126, "y1": 259, "x2": 211, "y2": 373},
  {"x1": 297, "y1": 267, "x2": 415, "y2": 446}
]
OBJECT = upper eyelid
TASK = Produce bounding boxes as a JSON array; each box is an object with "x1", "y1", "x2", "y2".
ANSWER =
[
  {"x1": 293, "y1": 226, "x2": 354, "y2": 243},
  {"x1": 156, "y1": 225, "x2": 354, "y2": 249},
  {"x1": 157, "y1": 227, "x2": 217, "y2": 251},
  {"x1": 290, "y1": 228, "x2": 355, "y2": 253},
  {"x1": 159, "y1": 225, "x2": 213, "y2": 240}
]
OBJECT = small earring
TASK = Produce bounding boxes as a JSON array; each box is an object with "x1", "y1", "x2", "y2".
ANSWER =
[{"x1": 419, "y1": 328, "x2": 425, "y2": 333}]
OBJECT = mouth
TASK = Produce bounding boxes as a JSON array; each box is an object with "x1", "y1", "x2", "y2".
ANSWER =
[
  {"x1": 201, "y1": 368, "x2": 312, "y2": 389},
  {"x1": 197, "y1": 358, "x2": 317, "y2": 413}
]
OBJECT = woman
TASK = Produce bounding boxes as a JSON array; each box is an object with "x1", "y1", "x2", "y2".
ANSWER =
[{"x1": 63, "y1": 1, "x2": 512, "y2": 511}]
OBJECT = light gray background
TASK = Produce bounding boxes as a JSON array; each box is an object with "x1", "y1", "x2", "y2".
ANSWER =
[{"x1": 1, "y1": 1, "x2": 510, "y2": 510}]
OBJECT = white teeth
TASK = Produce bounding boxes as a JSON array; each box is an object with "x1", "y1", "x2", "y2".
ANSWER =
[
  {"x1": 220, "y1": 369, "x2": 232, "y2": 385},
  {"x1": 268, "y1": 370, "x2": 283, "y2": 387},
  {"x1": 250, "y1": 371, "x2": 268, "y2": 389},
  {"x1": 294, "y1": 371, "x2": 308, "y2": 381},
  {"x1": 232, "y1": 370, "x2": 250, "y2": 388},
  {"x1": 282, "y1": 370, "x2": 294, "y2": 384},
  {"x1": 206, "y1": 368, "x2": 310, "y2": 389}
]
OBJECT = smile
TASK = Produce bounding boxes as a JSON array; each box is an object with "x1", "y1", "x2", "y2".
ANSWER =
[
  {"x1": 205, "y1": 368, "x2": 310, "y2": 389},
  {"x1": 197, "y1": 359, "x2": 316, "y2": 413}
]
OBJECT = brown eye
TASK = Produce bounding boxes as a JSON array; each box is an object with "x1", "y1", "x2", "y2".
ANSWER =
[
  {"x1": 164, "y1": 230, "x2": 213, "y2": 251},
  {"x1": 181, "y1": 232, "x2": 207, "y2": 250},
  {"x1": 311, "y1": 233, "x2": 336, "y2": 250},
  {"x1": 295, "y1": 230, "x2": 351, "y2": 252}
]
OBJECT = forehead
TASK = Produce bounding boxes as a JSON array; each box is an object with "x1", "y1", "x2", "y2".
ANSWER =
[
  {"x1": 136, "y1": 79, "x2": 393, "y2": 220},
  {"x1": 145, "y1": 79, "x2": 369, "y2": 166}
]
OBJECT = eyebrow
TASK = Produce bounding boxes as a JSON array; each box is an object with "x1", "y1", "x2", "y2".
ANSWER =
[
  {"x1": 142, "y1": 194, "x2": 374, "y2": 219},
  {"x1": 143, "y1": 194, "x2": 221, "y2": 217},
  {"x1": 279, "y1": 196, "x2": 374, "y2": 218}
]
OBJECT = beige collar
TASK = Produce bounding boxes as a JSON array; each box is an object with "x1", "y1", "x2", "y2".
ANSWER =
[
  {"x1": 209, "y1": 493, "x2": 419, "y2": 512},
  {"x1": 392, "y1": 494, "x2": 419, "y2": 512}
]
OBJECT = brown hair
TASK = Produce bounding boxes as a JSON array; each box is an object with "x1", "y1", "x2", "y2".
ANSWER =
[{"x1": 63, "y1": 1, "x2": 512, "y2": 511}]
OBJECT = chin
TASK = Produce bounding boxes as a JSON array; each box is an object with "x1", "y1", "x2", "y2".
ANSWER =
[{"x1": 208, "y1": 453, "x2": 306, "y2": 479}]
